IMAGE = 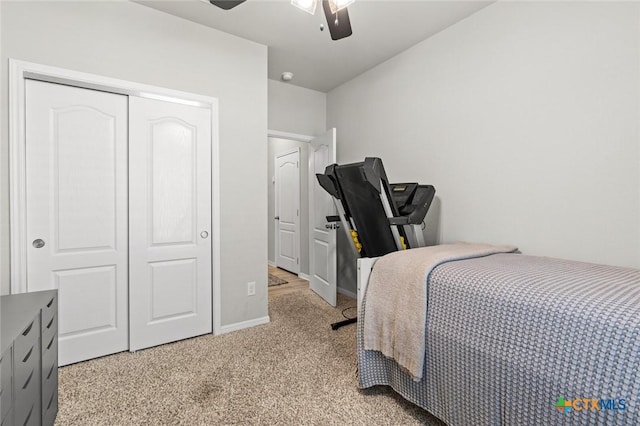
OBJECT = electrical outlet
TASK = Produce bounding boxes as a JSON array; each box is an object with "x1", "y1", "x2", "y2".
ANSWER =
[{"x1": 247, "y1": 281, "x2": 256, "y2": 296}]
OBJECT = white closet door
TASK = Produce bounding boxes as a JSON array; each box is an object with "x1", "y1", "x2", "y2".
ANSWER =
[
  {"x1": 25, "y1": 80, "x2": 129, "y2": 366},
  {"x1": 129, "y1": 96, "x2": 212, "y2": 352}
]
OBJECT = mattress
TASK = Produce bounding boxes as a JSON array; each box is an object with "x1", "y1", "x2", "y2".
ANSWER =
[{"x1": 357, "y1": 253, "x2": 640, "y2": 425}]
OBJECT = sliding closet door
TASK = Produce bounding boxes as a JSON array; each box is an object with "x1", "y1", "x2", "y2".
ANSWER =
[
  {"x1": 128, "y1": 97, "x2": 212, "y2": 351},
  {"x1": 25, "y1": 80, "x2": 129, "y2": 366}
]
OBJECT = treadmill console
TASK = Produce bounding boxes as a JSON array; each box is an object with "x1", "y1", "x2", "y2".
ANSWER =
[{"x1": 390, "y1": 183, "x2": 418, "y2": 208}]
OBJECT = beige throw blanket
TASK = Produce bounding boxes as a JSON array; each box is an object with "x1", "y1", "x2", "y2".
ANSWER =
[{"x1": 363, "y1": 242, "x2": 518, "y2": 381}]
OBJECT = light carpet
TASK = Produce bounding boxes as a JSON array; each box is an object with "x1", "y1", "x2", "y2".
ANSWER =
[{"x1": 56, "y1": 290, "x2": 444, "y2": 425}]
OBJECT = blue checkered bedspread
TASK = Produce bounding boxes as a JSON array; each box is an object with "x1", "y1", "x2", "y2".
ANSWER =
[{"x1": 357, "y1": 253, "x2": 640, "y2": 425}]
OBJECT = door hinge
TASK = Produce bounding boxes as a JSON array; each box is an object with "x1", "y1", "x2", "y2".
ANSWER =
[
  {"x1": 297, "y1": 258, "x2": 299, "y2": 264},
  {"x1": 297, "y1": 209, "x2": 299, "y2": 216}
]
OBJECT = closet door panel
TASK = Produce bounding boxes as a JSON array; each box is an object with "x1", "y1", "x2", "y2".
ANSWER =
[
  {"x1": 129, "y1": 96, "x2": 212, "y2": 351},
  {"x1": 25, "y1": 80, "x2": 129, "y2": 366},
  {"x1": 149, "y1": 119, "x2": 197, "y2": 246}
]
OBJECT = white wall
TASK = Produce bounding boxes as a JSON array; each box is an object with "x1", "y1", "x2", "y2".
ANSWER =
[
  {"x1": 0, "y1": 1, "x2": 269, "y2": 326},
  {"x1": 328, "y1": 1, "x2": 640, "y2": 267},
  {"x1": 268, "y1": 79, "x2": 326, "y2": 136},
  {"x1": 267, "y1": 79, "x2": 327, "y2": 275}
]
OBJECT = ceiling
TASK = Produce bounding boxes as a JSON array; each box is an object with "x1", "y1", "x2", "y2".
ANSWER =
[{"x1": 139, "y1": 0, "x2": 492, "y2": 92}]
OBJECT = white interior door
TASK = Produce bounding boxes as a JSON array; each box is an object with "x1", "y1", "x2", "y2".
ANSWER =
[
  {"x1": 308, "y1": 129, "x2": 337, "y2": 306},
  {"x1": 25, "y1": 80, "x2": 129, "y2": 366},
  {"x1": 128, "y1": 96, "x2": 212, "y2": 352},
  {"x1": 275, "y1": 150, "x2": 300, "y2": 274}
]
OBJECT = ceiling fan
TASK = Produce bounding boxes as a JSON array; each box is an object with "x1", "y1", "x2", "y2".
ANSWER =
[{"x1": 208, "y1": 0, "x2": 354, "y2": 40}]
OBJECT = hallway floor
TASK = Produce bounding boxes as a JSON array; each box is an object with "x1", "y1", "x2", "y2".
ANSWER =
[{"x1": 268, "y1": 265, "x2": 309, "y2": 297}]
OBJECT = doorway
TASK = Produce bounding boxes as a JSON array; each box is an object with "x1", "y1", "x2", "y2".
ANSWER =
[
  {"x1": 267, "y1": 130, "x2": 337, "y2": 306},
  {"x1": 268, "y1": 136, "x2": 309, "y2": 279}
]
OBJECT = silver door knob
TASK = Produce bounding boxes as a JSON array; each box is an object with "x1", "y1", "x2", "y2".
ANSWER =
[
  {"x1": 200, "y1": 231, "x2": 209, "y2": 239},
  {"x1": 32, "y1": 239, "x2": 45, "y2": 248}
]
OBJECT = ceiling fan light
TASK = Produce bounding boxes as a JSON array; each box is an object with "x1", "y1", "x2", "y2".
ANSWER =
[
  {"x1": 291, "y1": 0, "x2": 317, "y2": 15},
  {"x1": 327, "y1": 0, "x2": 354, "y2": 14}
]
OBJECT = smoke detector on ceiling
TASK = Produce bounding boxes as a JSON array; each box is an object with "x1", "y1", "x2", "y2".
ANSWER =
[{"x1": 281, "y1": 72, "x2": 294, "y2": 82}]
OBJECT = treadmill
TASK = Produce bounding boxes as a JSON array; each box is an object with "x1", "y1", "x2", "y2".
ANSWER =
[{"x1": 316, "y1": 157, "x2": 436, "y2": 329}]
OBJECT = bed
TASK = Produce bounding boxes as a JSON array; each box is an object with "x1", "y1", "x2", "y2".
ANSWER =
[{"x1": 356, "y1": 243, "x2": 640, "y2": 425}]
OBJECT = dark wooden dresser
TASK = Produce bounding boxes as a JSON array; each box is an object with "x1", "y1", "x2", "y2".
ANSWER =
[{"x1": 1, "y1": 291, "x2": 58, "y2": 426}]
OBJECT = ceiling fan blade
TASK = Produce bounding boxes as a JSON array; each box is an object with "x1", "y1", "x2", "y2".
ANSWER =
[
  {"x1": 322, "y1": 1, "x2": 353, "y2": 41},
  {"x1": 209, "y1": 0, "x2": 247, "y2": 10}
]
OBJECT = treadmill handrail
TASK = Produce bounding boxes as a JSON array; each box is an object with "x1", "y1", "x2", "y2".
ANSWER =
[{"x1": 402, "y1": 185, "x2": 435, "y2": 225}]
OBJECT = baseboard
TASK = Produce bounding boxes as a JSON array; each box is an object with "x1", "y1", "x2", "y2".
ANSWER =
[
  {"x1": 298, "y1": 273, "x2": 310, "y2": 281},
  {"x1": 337, "y1": 287, "x2": 357, "y2": 299},
  {"x1": 268, "y1": 260, "x2": 276, "y2": 267},
  {"x1": 218, "y1": 316, "x2": 270, "y2": 335}
]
